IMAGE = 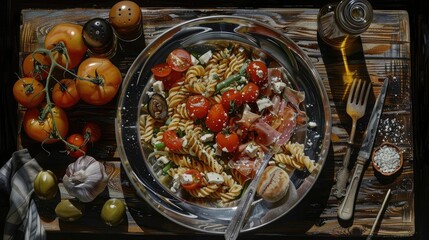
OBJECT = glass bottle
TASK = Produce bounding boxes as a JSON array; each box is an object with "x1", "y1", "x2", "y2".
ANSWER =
[{"x1": 317, "y1": 0, "x2": 373, "y2": 48}]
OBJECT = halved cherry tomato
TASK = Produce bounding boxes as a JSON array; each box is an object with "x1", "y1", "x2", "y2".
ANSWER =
[
  {"x1": 162, "y1": 130, "x2": 183, "y2": 150},
  {"x1": 221, "y1": 89, "x2": 243, "y2": 111},
  {"x1": 44, "y1": 23, "x2": 88, "y2": 69},
  {"x1": 186, "y1": 95, "x2": 209, "y2": 119},
  {"x1": 151, "y1": 63, "x2": 172, "y2": 80},
  {"x1": 66, "y1": 133, "x2": 87, "y2": 158},
  {"x1": 241, "y1": 82, "x2": 260, "y2": 103},
  {"x1": 13, "y1": 77, "x2": 45, "y2": 108},
  {"x1": 22, "y1": 52, "x2": 51, "y2": 81},
  {"x1": 52, "y1": 79, "x2": 80, "y2": 108},
  {"x1": 76, "y1": 57, "x2": 122, "y2": 105},
  {"x1": 216, "y1": 131, "x2": 239, "y2": 152},
  {"x1": 22, "y1": 104, "x2": 69, "y2": 144},
  {"x1": 82, "y1": 122, "x2": 102, "y2": 143},
  {"x1": 205, "y1": 103, "x2": 229, "y2": 132},
  {"x1": 166, "y1": 49, "x2": 192, "y2": 72},
  {"x1": 246, "y1": 61, "x2": 268, "y2": 85},
  {"x1": 181, "y1": 169, "x2": 202, "y2": 190},
  {"x1": 161, "y1": 70, "x2": 183, "y2": 90}
]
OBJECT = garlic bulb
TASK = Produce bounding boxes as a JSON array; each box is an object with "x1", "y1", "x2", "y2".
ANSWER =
[{"x1": 63, "y1": 155, "x2": 108, "y2": 202}]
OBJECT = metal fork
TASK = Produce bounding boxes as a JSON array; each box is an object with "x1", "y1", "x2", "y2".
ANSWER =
[{"x1": 333, "y1": 78, "x2": 371, "y2": 198}]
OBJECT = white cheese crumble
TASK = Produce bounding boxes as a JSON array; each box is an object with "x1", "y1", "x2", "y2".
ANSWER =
[
  {"x1": 198, "y1": 50, "x2": 212, "y2": 65},
  {"x1": 206, "y1": 172, "x2": 224, "y2": 184},
  {"x1": 200, "y1": 133, "x2": 214, "y2": 142},
  {"x1": 213, "y1": 144, "x2": 222, "y2": 156},
  {"x1": 256, "y1": 69, "x2": 264, "y2": 78},
  {"x1": 156, "y1": 156, "x2": 170, "y2": 165},
  {"x1": 272, "y1": 81, "x2": 287, "y2": 94},
  {"x1": 152, "y1": 80, "x2": 164, "y2": 94},
  {"x1": 244, "y1": 143, "x2": 260, "y2": 158},
  {"x1": 256, "y1": 98, "x2": 273, "y2": 111},
  {"x1": 179, "y1": 173, "x2": 193, "y2": 185},
  {"x1": 191, "y1": 54, "x2": 199, "y2": 65}
]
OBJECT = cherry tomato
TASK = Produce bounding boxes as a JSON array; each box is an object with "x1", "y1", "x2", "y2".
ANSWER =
[
  {"x1": 186, "y1": 95, "x2": 209, "y2": 119},
  {"x1": 205, "y1": 103, "x2": 229, "y2": 132},
  {"x1": 241, "y1": 82, "x2": 260, "y2": 103},
  {"x1": 216, "y1": 131, "x2": 239, "y2": 152},
  {"x1": 22, "y1": 52, "x2": 51, "y2": 81},
  {"x1": 76, "y1": 57, "x2": 122, "y2": 105},
  {"x1": 166, "y1": 49, "x2": 192, "y2": 72},
  {"x1": 221, "y1": 89, "x2": 243, "y2": 111},
  {"x1": 22, "y1": 104, "x2": 69, "y2": 144},
  {"x1": 180, "y1": 169, "x2": 202, "y2": 190},
  {"x1": 13, "y1": 77, "x2": 45, "y2": 108},
  {"x1": 162, "y1": 130, "x2": 183, "y2": 150},
  {"x1": 66, "y1": 133, "x2": 87, "y2": 158},
  {"x1": 161, "y1": 70, "x2": 183, "y2": 90},
  {"x1": 52, "y1": 79, "x2": 80, "y2": 109},
  {"x1": 246, "y1": 61, "x2": 268, "y2": 85},
  {"x1": 151, "y1": 63, "x2": 172, "y2": 79},
  {"x1": 44, "y1": 23, "x2": 88, "y2": 69},
  {"x1": 82, "y1": 122, "x2": 102, "y2": 143}
]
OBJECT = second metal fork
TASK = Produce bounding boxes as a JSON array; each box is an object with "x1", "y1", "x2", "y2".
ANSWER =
[{"x1": 333, "y1": 78, "x2": 371, "y2": 199}]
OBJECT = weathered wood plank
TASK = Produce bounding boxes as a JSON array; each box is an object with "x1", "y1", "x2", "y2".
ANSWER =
[{"x1": 20, "y1": 7, "x2": 413, "y2": 237}]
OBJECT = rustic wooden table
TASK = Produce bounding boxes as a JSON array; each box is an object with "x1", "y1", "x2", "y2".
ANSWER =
[{"x1": 18, "y1": 7, "x2": 414, "y2": 239}]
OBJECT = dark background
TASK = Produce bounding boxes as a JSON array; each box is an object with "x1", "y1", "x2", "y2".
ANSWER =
[{"x1": 1, "y1": 0, "x2": 427, "y2": 239}]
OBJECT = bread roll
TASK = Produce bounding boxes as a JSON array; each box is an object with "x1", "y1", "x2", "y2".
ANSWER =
[{"x1": 256, "y1": 166, "x2": 290, "y2": 202}]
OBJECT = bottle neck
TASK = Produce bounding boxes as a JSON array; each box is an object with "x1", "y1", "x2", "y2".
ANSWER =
[{"x1": 335, "y1": 0, "x2": 373, "y2": 35}]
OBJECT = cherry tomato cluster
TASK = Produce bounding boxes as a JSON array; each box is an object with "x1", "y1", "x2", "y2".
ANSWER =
[
  {"x1": 180, "y1": 60, "x2": 267, "y2": 154},
  {"x1": 150, "y1": 48, "x2": 192, "y2": 90},
  {"x1": 14, "y1": 22, "x2": 122, "y2": 157}
]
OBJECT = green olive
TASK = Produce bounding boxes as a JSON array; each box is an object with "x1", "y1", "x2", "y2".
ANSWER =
[
  {"x1": 101, "y1": 198, "x2": 126, "y2": 227},
  {"x1": 55, "y1": 199, "x2": 84, "y2": 222},
  {"x1": 33, "y1": 170, "x2": 58, "y2": 200}
]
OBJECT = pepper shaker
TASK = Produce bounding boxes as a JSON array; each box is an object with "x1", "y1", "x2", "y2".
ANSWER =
[
  {"x1": 317, "y1": 0, "x2": 373, "y2": 48},
  {"x1": 109, "y1": 1, "x2": 143, "y2": 42},
  {"x1": 82, "y1": 18, "x2": 117, "y2": 58}
]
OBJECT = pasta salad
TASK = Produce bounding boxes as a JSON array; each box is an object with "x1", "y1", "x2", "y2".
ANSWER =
[{"x1": 139, "y1": 43, "x2": 316, "y2": 205}]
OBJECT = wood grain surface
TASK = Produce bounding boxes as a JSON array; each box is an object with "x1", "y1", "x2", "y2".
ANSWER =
[{"x1": 18, "y1": 7, "x2": 413, "y2": 238}]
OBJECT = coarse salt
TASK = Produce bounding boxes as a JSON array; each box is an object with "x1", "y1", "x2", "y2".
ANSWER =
[{"x1": 373, "y1": 145, "x2": 401, "y2": 173}]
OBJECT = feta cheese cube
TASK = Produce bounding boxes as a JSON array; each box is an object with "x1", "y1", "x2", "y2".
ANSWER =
[
  {"x1": 200, "y1": 133, "x2": 214, "y2": 142},
  {"x1": 256, "y1": 98, "x2": 273, "y2": 111},
  {"x1": 152, "y1": 81, "x2": 164, "y2": 94},
  {"x1": 191, "y1": 54, "x2": 199, "y2": 65},
  {"x1": 179, "y1": 173, "x2": 193, "y2": 185},
  {"x1": 272, "y1": 81, "x2": 287, "y2": 94},
  {"x1": 206, "y1": 172, "x2": 224, "y2": 184},
  {"x1": 156, "y1": 156, "x2": 170, "y2": 165},
  {"x1": 199, "y1": 50, "x2": 212, "y2": 65},
  {"x1": 245, "y1": 143, "x2": 260, "y2": 158}
]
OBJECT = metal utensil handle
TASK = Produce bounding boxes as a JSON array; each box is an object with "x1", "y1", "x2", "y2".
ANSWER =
[
  {"x1": 224, "y1": 153, "x2": 272, "y2": 240},
  {"x1": 333, "y1": 145, "x2": 353, "y2": 198},
  {"x1": 366, "y1": 188, "x2": 391, "y2": 240},
  {"x1": 338, "y1": 157, "x2": 365, "y2": 221}
]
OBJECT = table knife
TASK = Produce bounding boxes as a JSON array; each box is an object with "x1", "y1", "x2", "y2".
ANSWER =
[{"x1": 338, "y1": 78, "x2": 389, "y2": 221}]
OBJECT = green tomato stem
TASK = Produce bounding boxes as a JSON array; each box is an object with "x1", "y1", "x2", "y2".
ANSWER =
[{"x1": 30, "y1": 45, "x2": 87, "y2": 153}]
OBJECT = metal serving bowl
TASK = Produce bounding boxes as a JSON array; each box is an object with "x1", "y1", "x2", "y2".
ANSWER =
[{"x1": 116, "y1": 15, "x2": 331, "y2": 234}]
